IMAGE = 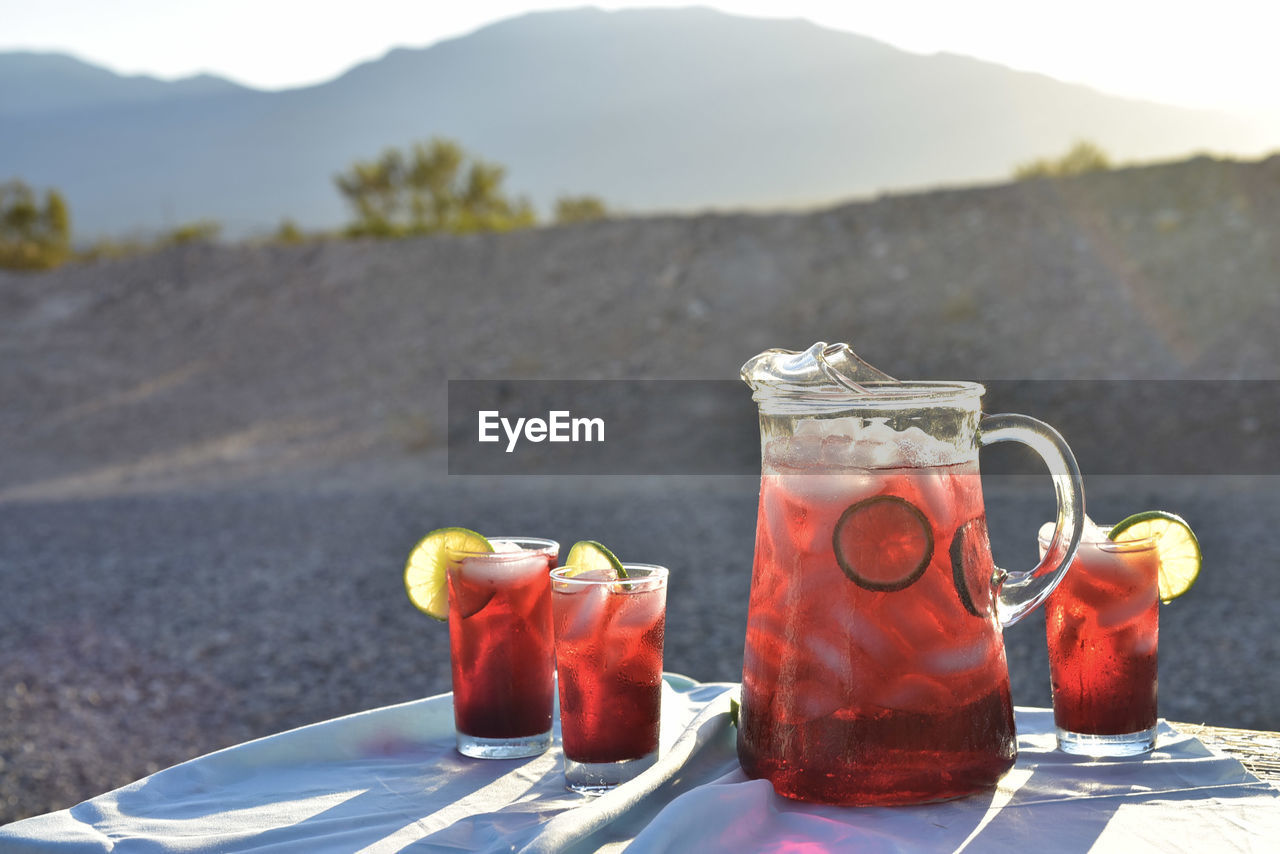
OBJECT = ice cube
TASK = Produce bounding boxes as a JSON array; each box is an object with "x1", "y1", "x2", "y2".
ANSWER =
[
  {"x1": 1080, "y1": 545, "x2": 1143, "y2": 589},
  {"x1": 821, "y1": 433, "x2": 854, "y2": 465},
  {"x1": 856, "y1": 422, "x2": 904, "y2": 469},
  {"x1": 781, "y1": 676, "x2": 846, "y2": 724},
  {"x1": 488, "y1": 539, "x2": 523, "y2": 553},
  {"x1": 765, "y1": 476, "x2": 835, "y2": 555},
  {"x1": 1059, "y1": 566, "x2": 1119, "y2": 615},
  {"x1": 877, "y1": 672, "x2": 952, "y2": 713},
  {"x1": 920, "y1": 633, "x2": 998, "y2": 677},
  {"x1": 800, "y1": 633, "x2": 852, "y2": 684},
  {"x1": 742, "y1": 638, "x2": 781, "y2": 696},
  {"x1": 1096, "y1": 587, "x2": 1157, "y2": 630},
  {"x1": 857, "y1": 419, "x2": 898, "y2": 445},
  {"x1": 558, "y1": 584, "x2": 609, "y2": 642},
  {"x1": 611, "y1": 588, "x2": 665, "y2": 635},
  {"x1": 761, "y1": 475, "x2": 796, "y2": 538},
  {"x1": 913, "y1": 468, "x2": 960, "y2": 530},
  {"x1": 823, "y1": 416, "x2": 863, "y2": 441},
  {"x1": 459, "y1": 551, "x2": 547, "y2": 587},
  {"x1": 1037, "y1": 521, "x2": 1056, "y2": 546},
  {"x1": 777, "y1": 433, "x2": 824, "y2": 468},
  {"x1": 450, "y1": 580, "x2": 496, "y2": 620},
  {"x1": 1039, "y1": 515, "x2": 1107, "y2": 550},
  {"x1": 793, "y1": 418, "x2": 828, "y2": 440},
  {"x1": 1081, "y1": 515, "x2": 1107, "y2": 543},
  {"x1": 879, "y1": 590, "x2": 951, "y2": 652},
  {"x1": 1129, "y1": 627, "x2": 1159, "y2": 656},
  {"x1": 844, "y1": 612, "x2": 906, "y2": 665},
  {"x1": 824, "y1": 438, "x2": 869, "y2": 470},
  {"x1": 896, "y1": 425, "x2": 955, "y2": 467}
]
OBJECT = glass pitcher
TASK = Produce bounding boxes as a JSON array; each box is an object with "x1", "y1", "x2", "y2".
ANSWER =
[{"x1": 737, "y1": 343, "x2": 1084, "y2": 805}]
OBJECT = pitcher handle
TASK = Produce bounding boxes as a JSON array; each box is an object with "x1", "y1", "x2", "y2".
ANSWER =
[{"x1": 979, "y1": 413, "x2": 1085, "y2": 628}]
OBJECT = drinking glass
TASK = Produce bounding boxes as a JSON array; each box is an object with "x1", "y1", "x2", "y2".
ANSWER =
[
  {"x1": 550, "y1": 564, "x2": 669, "y2": 793},
  {"x1": 447, "y1": 536, "x2": 558, "y2": 758},
  {"x1": 1040, "y1": 526, "x2": 1160, "y2": 756}
]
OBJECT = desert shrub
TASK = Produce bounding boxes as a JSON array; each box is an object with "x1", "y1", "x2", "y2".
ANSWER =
[
  {"x1": 0, "y1": 180, "x2": 71, "y2": 270},
  {"x1": 1014, "y1": 140, "x2": 1113, "y2": 180},
  {"x1": 77, "y1": 237, "x2": 150, "y2": 262},
  {"x1": 554, "y1": 195, "x2": 609, "y2": 224},
  {"x1": 335, "y1": 137, "x2": 537, "y2": 237},
  {"x1": 162, "y1": 220, "x2": 221, "y2": 245},
  {"x1": 74, "y1": 221, "x2": 222, "y2": 263},
  {"x1": 272, "y1": 219, "x2": 306, "y2": 244}
]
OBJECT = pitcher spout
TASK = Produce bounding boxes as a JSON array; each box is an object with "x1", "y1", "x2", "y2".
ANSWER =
[{"x1": 740, "y1": 342, "x2": 896, "y2": 397}]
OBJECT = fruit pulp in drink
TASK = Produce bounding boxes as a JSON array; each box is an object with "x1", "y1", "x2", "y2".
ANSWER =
[
  {"x1": 1045, "y1": 536, "x2": 1159, "y2": 735},
  {"x1": 447, "y1": 546, "x2": 556, "y2": 739},
  {"x1": 553, "y1": 569, "x2": 667, "y2": 763},
  {"x1": 738, "y1": 460, "x2": 1017, "y2": 805}
]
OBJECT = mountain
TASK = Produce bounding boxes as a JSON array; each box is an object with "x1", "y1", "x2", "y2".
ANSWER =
[
  {"x1": 0, "y1": 52, "x2": 249, "y2": 117},
  {"x1": 1, "y1": 6, "x2": 1273, "y2": 239}
]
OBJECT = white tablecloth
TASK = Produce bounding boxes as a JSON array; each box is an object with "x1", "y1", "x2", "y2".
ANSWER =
[{"x1": 4, "y1": 674, "x2": 1280, "y2": 852}]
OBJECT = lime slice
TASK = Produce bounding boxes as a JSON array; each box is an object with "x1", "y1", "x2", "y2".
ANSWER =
[
  {"x1": 833, "y1": 496, "x2": 934, "y2": 592},
  {"x1": 950, "y1": 518, "x2": 993, "y2": 618},
  {"x1": 1108, "y1": 511, "x2": 1201, "y2": 603},
  {"x1": 564, "y1": 540, "x2": 628, "y2": 579},
  {"x1": 404, "y1": 527, "x2": 491, "y2": 620}
]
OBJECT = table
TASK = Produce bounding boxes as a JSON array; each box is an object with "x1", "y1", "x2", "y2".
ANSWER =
[
  {"x1": 1170, "y1": 722, "x2": 1280, "y2": 789},
  {"x1": 4, "y1": 675, "x2": 1280, "y2": 852}
]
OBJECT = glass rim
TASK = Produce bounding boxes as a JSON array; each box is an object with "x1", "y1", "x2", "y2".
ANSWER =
[
  {"x1": 1038, "y1": 525, "x2": 1160, "y2": 551},
  {"x1": 549, "y1": 563, "x2": 669, "y2": 588},
  {"x1": 447, "y1": 536, "x2": 560, "y2": 559},
  {"x1": 753, "y1": 380, "x2": 985, "y2": 408}
]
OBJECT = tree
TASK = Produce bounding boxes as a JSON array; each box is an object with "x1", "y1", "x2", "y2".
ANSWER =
[
  {"x1": 0, "y1": 180, "x2": 72, "y2": 270},
  {"x1": 1014, "y1": 140, "x2": 1113, "y2": 180},
  {"x1": 45, "y1": 191, "x2": 70, "y2": 248},
  {"x1": 335, "y1": 138, "x2": 537, "y2": 237},
  {"x1": 554, "y1": 195, "x2": 609, "y2": 224},
  {"x1": 162, "y1": 220, "x2": 221, "y2": 245},
  {"x1": 272, "y1": 219, "x2": 305, "y2": 244}
]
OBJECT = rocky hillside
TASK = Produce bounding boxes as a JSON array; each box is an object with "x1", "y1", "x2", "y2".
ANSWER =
[{"x1": 3, "y1": 154, "x2": 1278, "y2": 499}]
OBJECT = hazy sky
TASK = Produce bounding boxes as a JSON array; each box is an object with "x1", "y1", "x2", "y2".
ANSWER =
[{"x1": 4, "y1": 1, "x2": 1279, "y2": 114}]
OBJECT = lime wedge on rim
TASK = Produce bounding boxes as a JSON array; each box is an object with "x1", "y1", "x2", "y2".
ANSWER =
[
  {"x1": 1109, "y1": 511, "x2": 1201, "y2": 603},
  {"x1": 564, "y1": 540, "x2": 628, "y2": 579},
  {"x1": 404, "y1": 527, "x2": 491, "y2": 620}
]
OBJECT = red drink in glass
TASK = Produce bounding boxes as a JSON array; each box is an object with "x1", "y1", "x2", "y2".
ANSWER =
[
  {"x1": 1041, "y1": 526, "x2": 1159, "y2": 755},
  {"x1": 738, "y1": 461, "x2": 1017, "y2": 805},
  {"x1": 551, "y1": 564, "x2": 668, "y2": 792},
  {"x1": 447, "y1": 537, "x2": 558, "y2": 758}
]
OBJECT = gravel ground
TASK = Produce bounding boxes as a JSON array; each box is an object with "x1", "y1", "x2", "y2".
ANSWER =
[{"x1": 2, "y1": 466, "x2": 1276, "y2": 823}]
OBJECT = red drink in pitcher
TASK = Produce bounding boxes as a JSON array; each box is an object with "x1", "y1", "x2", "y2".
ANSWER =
[
  {"x1": 738, "y1": 345, "x2": 1087, "y2": 806},
  {"x1": 738, "y1": 459, "x2": 1017, "y2": 805},
  {"x1": 447, "y1": 537, "x2": 559, "y2": 758},
  {"x1": 1041, "y1": 525, "x2": 1160, "y2": 755}
]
